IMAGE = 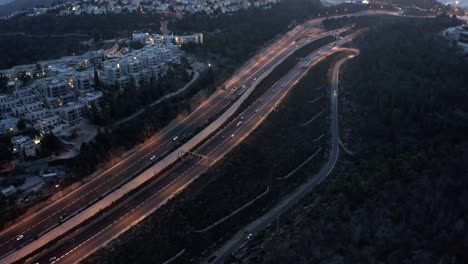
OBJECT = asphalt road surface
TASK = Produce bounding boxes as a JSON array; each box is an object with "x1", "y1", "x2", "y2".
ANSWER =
[
  {"x1": 0, "y1": 17, "x2": 330, "y2": 263},
  {"x1": 26, "y1": 29, "x2": 362, "y2": 264},
  {"x1": 206, "y1": 47, "x2": 360, "y2": 264},
  {"x1": 1, "y1": 10, "x2": 397, "y2": 263}
]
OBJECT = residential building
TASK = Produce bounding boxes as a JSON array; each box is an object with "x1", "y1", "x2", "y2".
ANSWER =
[
  {"x1": 0, "y1": 95, "x2": 18, "y2": 113},
  {"x1": 25, "y1": 108, "x2": 51, "y2": 120},
  {"x1": 74, "y1": 73, "x2": 94, "y2": 96},
  {"x1": 0, "y1": 117, "x2": 18, "y2": 135},
  {"x1": 11, "y1": 135, "x2": 40, "y2": 158},
  {"x1": 100, "y1": 43, "x2": 182, "y2": 88},
  {"x1": 78, "y1": 91, "x2": 103, "y2": 110},
  {"x1": 34, "y1": 114, "x2": 68, "y2": 135},
  {"x1": 1, "y1": 185, "x2": 17, "y2": 198},
  {"x1": 55, "y1": 102, "x2": 87, "y2": 125},
  {"x1": 11, "y1": 101, "x2": 43, "y2": 117},
  {"x1": 36, "y1": 78, "x2": 75, "y2": 108},
  {"x1": 102, "y1": 62, "x2": 131, "y2": 88}
]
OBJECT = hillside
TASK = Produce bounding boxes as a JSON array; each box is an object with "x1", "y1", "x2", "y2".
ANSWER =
[
  {"x1": 226, "y1": 15, "x2": 468, "y2": 264},
  {"x1": 0, "y1": 0, "x2": 58, "y2": 16}
]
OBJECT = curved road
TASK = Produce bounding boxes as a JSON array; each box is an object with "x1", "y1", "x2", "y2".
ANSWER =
[
  {"x1": 26, "y1": 33, "x2": 360, "y2": 264},
  {"x1": 207, "y1": 47, "x2": 360, "y2": 264},
  {"x1": 0, "y1": 22, "x2": 320, "y2": 261},
  {"x1": 0, "y1": 17, "x2": 335, "y2": 263},
  {"x1": 0, "y1": 10, "x2": 398, "y2": 263}
]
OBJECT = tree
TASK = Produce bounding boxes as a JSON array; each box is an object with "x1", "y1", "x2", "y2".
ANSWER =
[
  {"x1": 94, "y1": 68, "x2": 101, "y2": 90},
  {"x1": 17, "y1": 72, "x2": 31, "y2": 83},
  {"x1": 40, "y1": 133, "x2": 64, "y2": 156},
  {"x1": 16, "y1": 119, "x2": 26, "y2": 130},
  {"x1": 0, "y1": 142, "x2": 12, "y2": 167},
  {"x1": 0, "y1": 74, "x2": 8, "y2": 93}
]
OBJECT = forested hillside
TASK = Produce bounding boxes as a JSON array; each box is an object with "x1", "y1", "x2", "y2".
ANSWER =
[{"x1": 227, "y1": 15, "x2": 468, "y2": 264}]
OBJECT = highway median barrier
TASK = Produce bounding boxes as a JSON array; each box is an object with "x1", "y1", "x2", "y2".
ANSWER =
[{"x1": 1, "y1": 24, "x2": 348, "y2": 264}]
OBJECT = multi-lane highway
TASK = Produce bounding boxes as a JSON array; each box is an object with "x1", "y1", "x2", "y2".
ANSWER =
[
  {"x1": 206, "y1": 46, "x2": 361, "y2": 264},
  {"x1": 24, "y1": 28, "x2": 363, "y2": 264},
  {"x1": 0, "y1": 16, "x2": 334, "y2": 263},
  {"x1": 0, "y1": 10, "x2": 398, "y2": 263}
]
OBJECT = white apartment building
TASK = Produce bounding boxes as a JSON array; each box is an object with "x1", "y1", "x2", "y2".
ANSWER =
[
  {"x1": 74, "y1": 73, "x2": 94, "y2": 96},
  {"x1": 11, "y1": 135, "x2": 39, "y2": 158},
  {"x1": 103, "y1": 62, "x2": 131, "y2": 88},
  {"x1": 0, "y1": 95, "x2": 18, "y2": 113},
  {"x1": 25, "y1": 108, "x2": 51, "y2": 120},
  {"x1": 0, "y1": 117, "x2": 18, "y2": 135},
  {"x1": 34, "y1": 114, "x2": 67, "y2": 135},
  {"x1": 147, "y1": 33, "x2": 204, "y2": 46},
  {"x1": 36, "y1": 78, "x2": 75, "y2": 108},
  {"x1": 101, "y1": 43, "x2": 181, "y2": 88},
  {"x1": 11, "y1": 101, "x2": 43, "y2": 117},
  {"x1": 78, "y1": 91, "x2": 103, "y2": 109},
  {"x1": 13, "y1": 88, "x2": 41, "y2": 105},
  {"x1": 121, "y1": 57, "x2": 144, "y2": 75},
  {"x1": 0, "y1": 50, "x2": 104, "y2": 80},
  {"x1": 54, "y1": 102, "x2": 87, "y2": 126},
  {"x1": 132, "y1": 33, "x2": 151, "y2": 44}
]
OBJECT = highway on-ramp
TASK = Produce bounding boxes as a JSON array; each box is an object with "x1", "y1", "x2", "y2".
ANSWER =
[{"x1": 206, "y1": 46, "x2": 360, "y2": 264}]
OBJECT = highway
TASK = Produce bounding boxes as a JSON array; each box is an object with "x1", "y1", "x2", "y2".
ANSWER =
[
  {"x1": 206, "y1": 47, "x2": 360, "y2": 264},
  {"x1": 25, "y1": 29, "x2": 362, "y2": 264},
  {"x1": 0, "y1": 16, "x2": 333, "y2": 263},
  {"x1": 0, "y1": 10, "x2": 398, "y2": 263}
]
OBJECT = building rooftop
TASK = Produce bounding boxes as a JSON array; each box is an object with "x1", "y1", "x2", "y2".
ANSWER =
[{"x1": 79, "y1": 91, "x2": 103, "y2": 101}]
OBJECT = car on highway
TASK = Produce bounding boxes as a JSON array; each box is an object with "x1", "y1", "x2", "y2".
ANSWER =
[
  {"x1": 231, "y1": 134, "x2": 235, "y2": 138},
  {"x1": 236, "y1": 121, "x2": 243, "y2": 127},
  {"x1": 253, "y1": 77, "x2": 257, "y2": 81},
  {"x1": 255, "y1": 108, "x2": 259, "y2": 113},
  {"x1": 150, "y1": 155, "x2": 157, "y2": 161},
  {"x1": 49, "y1": 256, "x2": 57, "y2": 262},
  {"x1": 173, "y1": 136, "x2": 179, "y2": 141},
  {"x1": 333, "y1": 91, "x2": 337, "y2": 96},
  {"x1": 272, "y1": 89, "x2": 276, "y2": 93},
  {"x1": 16, "y1": 234, "x2": 24, "y2": 241},
  {"x1": 242, "y1": 84, "x2": 246, "y2": 88},
  {"x1": 240, "y1": 116, "x2": 245, "y2": 120},
  {"x1": 246, "y1": 233, "x2": 253, "y2": 240}
]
